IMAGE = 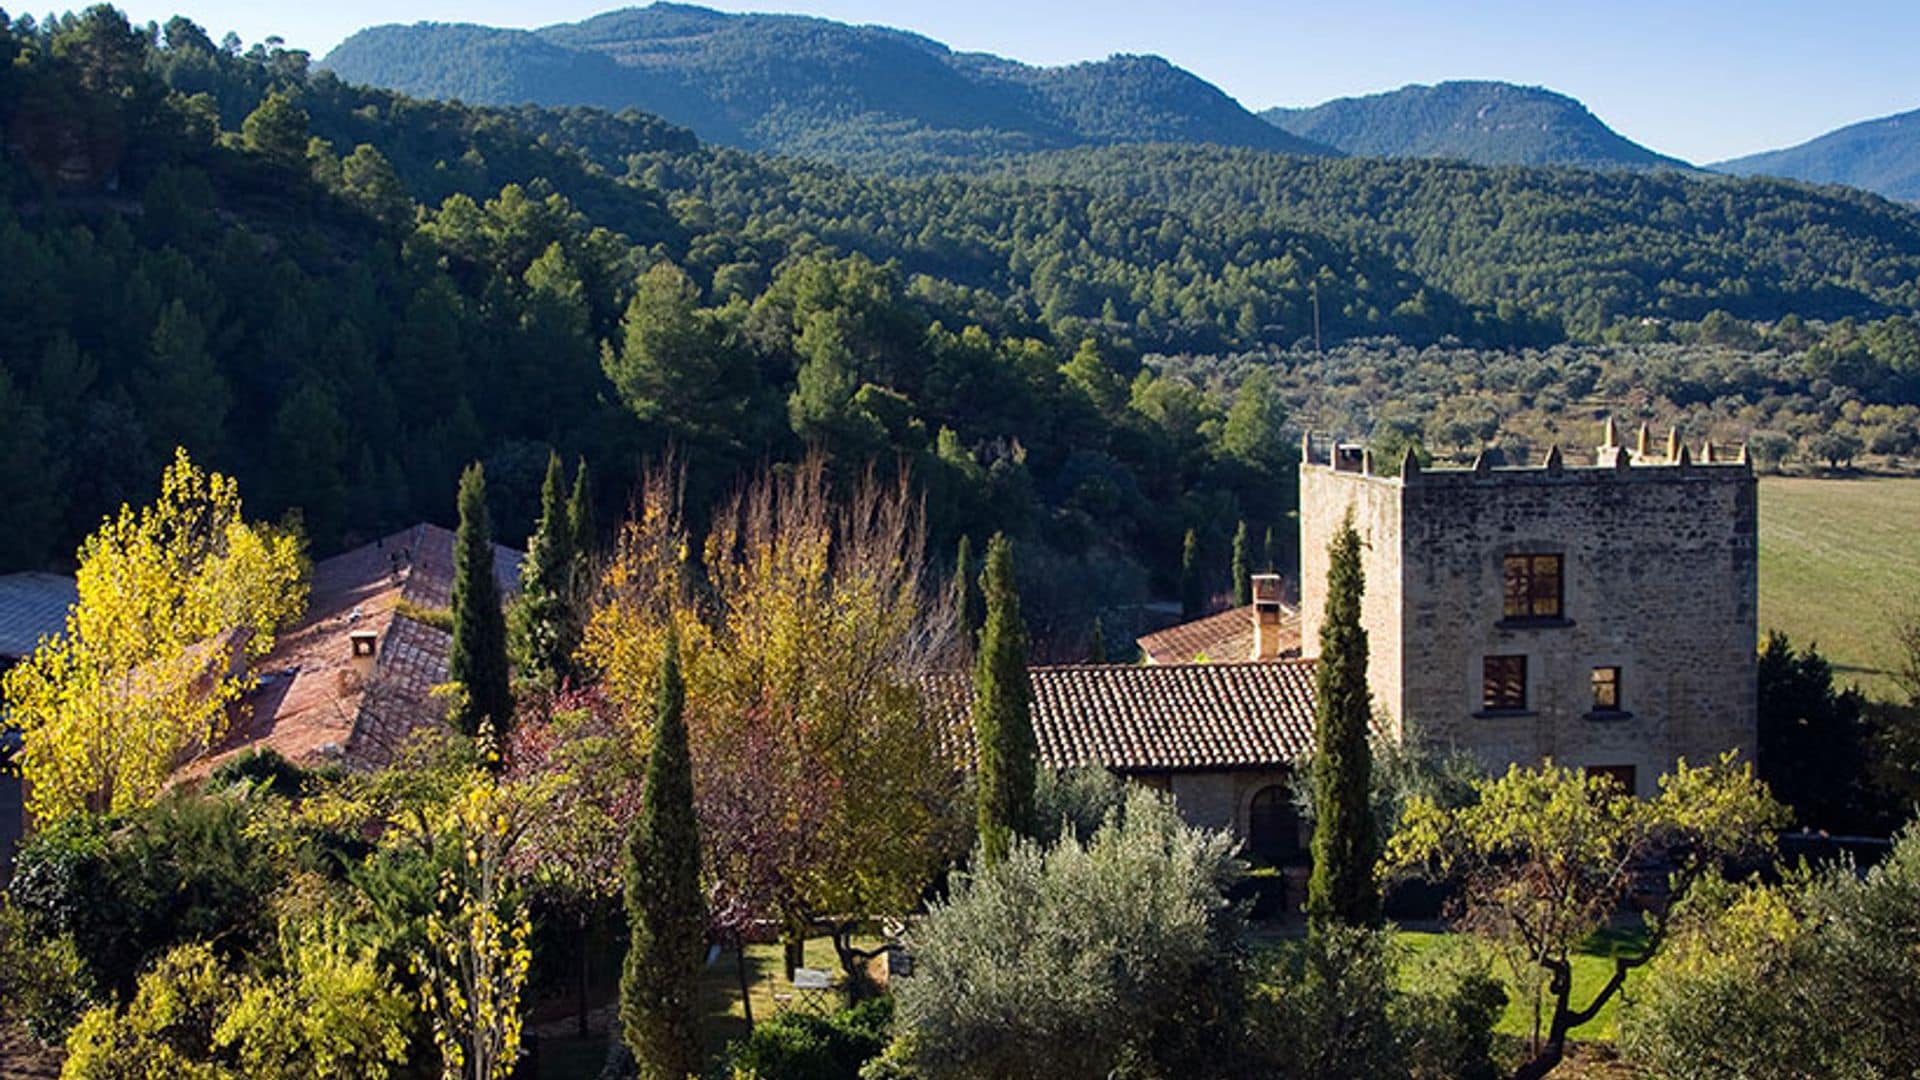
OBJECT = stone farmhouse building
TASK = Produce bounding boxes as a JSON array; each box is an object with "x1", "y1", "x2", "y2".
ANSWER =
[
  {"x1": 1299, "y1": 422, "x2": 1758, "y2": 797},
  {"x1": 932, "y1": 420, "x2": 1760, "y2": 852}
]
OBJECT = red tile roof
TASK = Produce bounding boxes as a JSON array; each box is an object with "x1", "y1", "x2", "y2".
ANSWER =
[
  {"x1": 922, "y1": 658, "x2": 1321, "y2": 772},
  {"x1": 188, "y1": 524, "x2": 521, "y2": 775},
  {"x1": 1134, "y1": 604, "x2": 1300, "y2": 665}
]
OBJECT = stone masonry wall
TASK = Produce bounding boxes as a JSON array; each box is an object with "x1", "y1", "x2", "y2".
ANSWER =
[{"x1": 1299, "y1": 458, "x2": 1407, "y2": 741}]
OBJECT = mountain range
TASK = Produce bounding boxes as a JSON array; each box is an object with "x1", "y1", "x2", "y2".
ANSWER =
[
  {"x1": 1715, "y1": 107, "x2": 1920, "y2": 203},
  {"x1": 321, "y1": 4, "x2": 1332, "y2": 169},
  {"x1": 323, "y1": 3, "x2": 1920, "y2": 200}
]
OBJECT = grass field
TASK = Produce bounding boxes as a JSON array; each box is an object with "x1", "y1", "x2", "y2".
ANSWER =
[
  {"x1": 1759, "y1": 475, "x2": 1920, "y2": 697},
  {"x1": 1398, "y1": 928, "x2": 1645, "y2": 1044}
]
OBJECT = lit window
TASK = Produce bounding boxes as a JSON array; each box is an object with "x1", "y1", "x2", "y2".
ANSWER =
[
  {"x1": 1592, "y1": 666, "x2": 1621, "y2": 711},
  {"x1": 1503, "y1": 554, "x2": 1563, "y2": 620},
  {"x1": 1482, "y1": 655, "x2": 1528, "y2": 712}
]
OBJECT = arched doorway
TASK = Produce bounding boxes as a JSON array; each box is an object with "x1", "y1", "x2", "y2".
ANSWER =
[{"x1": 1247, "y1": 784, "x2": 1301, "y2": 862}]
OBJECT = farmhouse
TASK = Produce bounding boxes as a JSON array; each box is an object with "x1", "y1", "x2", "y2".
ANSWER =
[
  {"x1": 188, "y1": 523, "x2": 522, "y2": 776},
  {"x1": 940, "y1": 420, "x2": 1761, "y2": 848}
]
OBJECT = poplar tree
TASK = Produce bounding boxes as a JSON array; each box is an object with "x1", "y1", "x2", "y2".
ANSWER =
[
  {"x1": 449, "y1": 462, "x2": 513, "y2": 739},
  {"x1": 973, "y1": 533, "x2": 1036, "y2": 866},
  {"x1": 621, "y1": 630, "x2": 704, "y2": 1080},
  {"x1": 511, "y1": 451, "x2": 574, "y2": 684},
  {"x1": 1232, "y1": 520, "x2": 1252, "y2": 606},
  {"x1": 1180, "y1": 528, "x2": 1205, "y2": 618},
  {"x1": 1307, "y1": 510, "x2": 1380, "y2": 929}
]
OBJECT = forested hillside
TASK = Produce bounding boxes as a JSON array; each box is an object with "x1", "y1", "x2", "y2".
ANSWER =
[
  {"x1": 321, "y1": 4, "x2": 1332, "y2": 169},
  {"x1": 1261, "y1": 81, "x2": 1691, "y2": 171},
  {"x1": 1716, "y1": 106, "x2": 1920, "y2": 203},
  {"x1": 7, "y1": 6, "x2": 1920, "y2": 643},
  {"x1": 999, "y1": 145, "x2": 1920, "y2": 335}
]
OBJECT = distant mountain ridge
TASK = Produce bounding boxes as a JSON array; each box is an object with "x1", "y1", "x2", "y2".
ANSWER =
[
  {"x1": 322, "y1": 4, "x2": 1334, "y2": 167},
  {"x1": 1715, "y1": 107, "x2": 1920, "y2": 202},
  {"x1": 1261, "y1": 80, "x2": 1691, "y2": 170}
]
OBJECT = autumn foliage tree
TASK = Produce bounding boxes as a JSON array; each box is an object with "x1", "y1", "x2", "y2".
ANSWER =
[
  {"x1": 2, "y1": 448, "x2": 307, "y2": 822},
  {"x1": 583, "y1": 456, "x2": 963, "y2": 993}
]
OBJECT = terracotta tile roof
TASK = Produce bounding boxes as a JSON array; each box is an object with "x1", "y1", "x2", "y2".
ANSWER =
[
  {"x1": 188, "y1": 524, "x2": 521, "y2": 775},
  {"x1": 0, "y1": 573, "x2": 76, "y2": 660},
  {"x1": 921, "y1": 658, "x2": 1321, "y2": 772},
  {"x1": 1135, "y1": 604, "x2": 1300, "y2": 665}
]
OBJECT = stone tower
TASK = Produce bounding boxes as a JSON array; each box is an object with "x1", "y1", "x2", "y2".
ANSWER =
[{"x1": 1297, "y1": 427, "x2": 1758, "y2": 794}]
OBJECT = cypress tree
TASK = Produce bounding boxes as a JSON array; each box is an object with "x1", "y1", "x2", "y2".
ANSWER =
[
  {"x1": 972, "y1": 533, "x2": 1035, "y2": 866},
  {"x1": 511, "y1": 451, "x2": 574, "y2": 684},
  {"x1": 1232, "y1": 520, "x2": 1252, "y2": 606},
  {"x1": 1307, "y1": 509, "x2": 1381, "y2": 930},
  {"x1": 952, "y1": 535, "x2": 982, "y2": 639},
  {"x1": 1263, "y1": 525, "x2": 1279, "y2": 573},
  {"x1": 1089, "y1": 615, "x2": 1107, "y2": 664},
  {"x1": 449, "y1": 462, "x2": 513, "y2": 739},
  {"x1": 566, "y1": 457, "x2": 594, "y2": 566},
  {"x1": 1180, "y1": 528, "x2": 1205, "y2": 618},
  {"x1": 621, "y1": 629, "x2": 704, "y2": 1080}
]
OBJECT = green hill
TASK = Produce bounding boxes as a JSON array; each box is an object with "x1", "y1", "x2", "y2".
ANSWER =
[
  {"x1": 321, "y1": 3, "x2": 1334, "y2": 169},
  {"x1": 1261, "y1": 80, "x2": 1690, "y2": 170},
  {"x1": 1715, "y1": 107, "x2": 1920, "y2": 203},
  {"x1": 996, "y1": 144, "x2": 1920, "y2": 335}
]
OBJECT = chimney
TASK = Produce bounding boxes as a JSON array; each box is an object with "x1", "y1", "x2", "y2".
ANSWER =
[
  {"x1": 350, "y1": 629, "x2": 379, "y2": 680},
  {"x1": 1250, "y1": 574, "x2": 1287, "y2": 660}
]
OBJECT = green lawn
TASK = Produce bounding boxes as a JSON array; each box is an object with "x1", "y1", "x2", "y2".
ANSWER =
[
  {"x1": 528, "y1": 933, "x2": 882, "y2": 1079},
  {"x1": 1759, "y1": 475, "x2": 1920, "y2": 697},
  {"x1": 1397, "y1": 928, "x2": 1646, "y2": 1044}
]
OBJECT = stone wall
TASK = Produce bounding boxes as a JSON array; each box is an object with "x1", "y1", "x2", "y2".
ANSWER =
[
  {"x1": 1299, "y1": 452, "x2": 1407, "y2": 740},
  {"x1": 1298, "y1": 442, "x2": 1758, "y2": 794},
  {"x1": 1160, "y1": 768, "x2": 1296, "y2": 841}
]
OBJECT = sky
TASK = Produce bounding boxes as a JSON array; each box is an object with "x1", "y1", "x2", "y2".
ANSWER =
[{"x1": 107, "y1": 0, "x2": 1920, "y2": 164}]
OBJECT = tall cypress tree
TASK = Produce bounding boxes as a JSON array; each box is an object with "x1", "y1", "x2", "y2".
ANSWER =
[
  {"x1": 952, "y1": 535, "x2": 982, "y2": 639},
  {"x1": 449, "y1": 462, "x2": 513, "y2": 739},
  {"x1": 621, "y1": 630, "x2": 704, "y2": 1080},
  {"x1": 1180, "y1": 527, "x2": 1205, "y2": 618},
  {"x1": 511, "y1": 451, "x2": 575, "y2": 684},
  {"x1": 1088, "y1": 615, "x2": 1108, "y2": 664},
  {"x1": 1307, "y1": 509, "x2": 1380, "y2": 930},
  {"x1": 1263, "y1": 525, "x2": 1279, "y2": 573},
  {"x1": 1232, "y1": 520, "x2": 1252, "y2": 606},
  {"x1": 973, "y1": 533, "x2": 1035, "y2": 867},
  {"x1": 566, "y1": 457, "x2": 594, "y2": 568}
]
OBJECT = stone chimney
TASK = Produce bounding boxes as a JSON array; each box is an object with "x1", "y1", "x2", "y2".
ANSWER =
[
  {"x1": 1251, "y1": 573, "x2": 1287, "y2": 660},
  {"x1": 350, "y1": 629, "x2": 378, "y2": 681}
]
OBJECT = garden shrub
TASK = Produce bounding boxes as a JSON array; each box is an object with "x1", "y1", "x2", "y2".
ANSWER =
[
  {"x1": 9, "y1": 792, "x2": 277, "y2": 1000},
  {"x1": 891, "y1": 789, "x2": 1248, "y2": 1080},
  {"x1": 727, "y1": 997, "x2": 894, "y2": 1080}
]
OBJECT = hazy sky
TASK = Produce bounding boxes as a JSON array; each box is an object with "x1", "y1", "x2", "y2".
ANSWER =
[{"x1": 107, "y1": 0, "x2": 1920, "y2": 164}]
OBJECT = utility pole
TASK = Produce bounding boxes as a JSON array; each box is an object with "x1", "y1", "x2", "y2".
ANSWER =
[{"x1": 1311, "y1": 279, "x2": 1323, "y2": 354}]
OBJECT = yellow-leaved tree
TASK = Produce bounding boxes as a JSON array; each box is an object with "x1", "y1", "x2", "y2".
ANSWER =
[
  {"x1": 581, "y1": 456, "x2": 966, "y2": 996},
  {"x1": 2, "y1": 448, "x2": 308, "y2": 822}
]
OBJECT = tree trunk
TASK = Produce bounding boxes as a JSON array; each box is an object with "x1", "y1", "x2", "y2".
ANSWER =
[
  {"x1": 576, "y1": 911, "x2": 591, "y2": 1039},
  {"x1": 736, "y1": 938, "x2": 755, "y2": 1032}
]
